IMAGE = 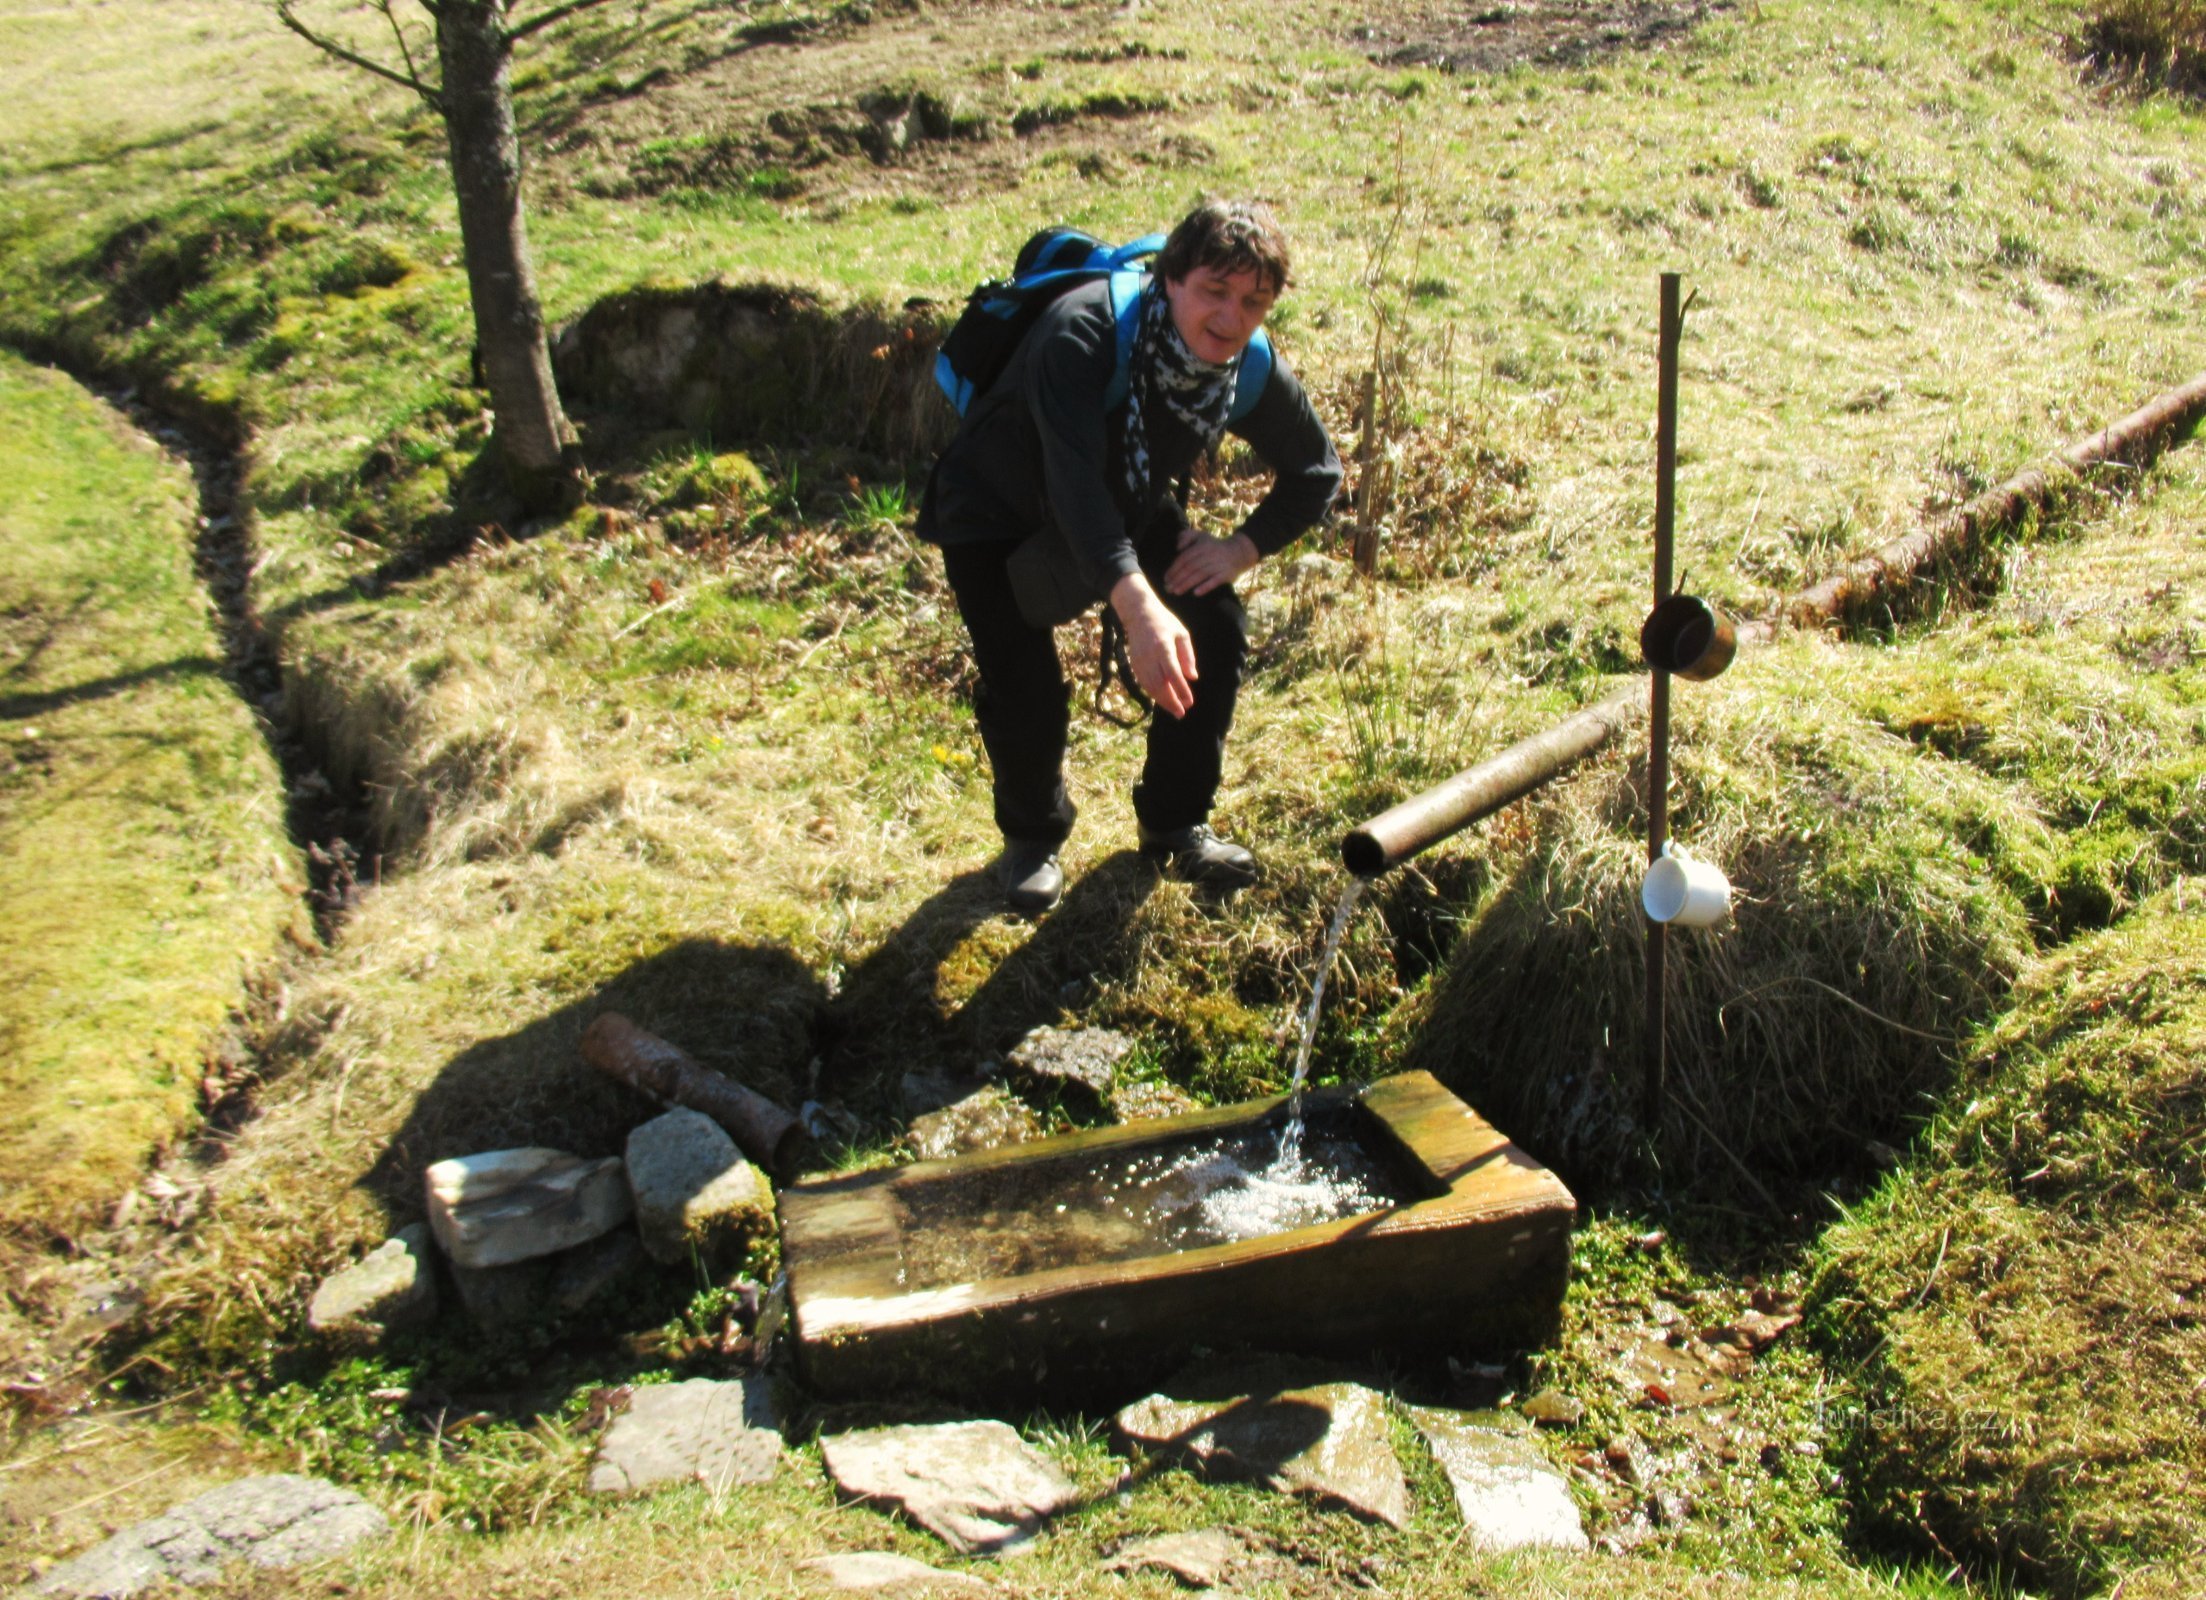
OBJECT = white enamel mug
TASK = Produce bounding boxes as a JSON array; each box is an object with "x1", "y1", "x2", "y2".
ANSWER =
[{"x1": 1641, "y1": 841, "x2": 1731, "y2": 927}]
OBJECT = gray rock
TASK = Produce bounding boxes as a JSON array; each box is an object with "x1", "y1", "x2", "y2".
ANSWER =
[
  {"x1": 449, "y1": 1255, "x2": 552, "y2": 1328},
  {"x1": 306, "y1": 1225, "x2": 436, "y2": 1343},
  {"x1": 899, "y1": 1068, "x2": 994, "y2": 1117},
  {"x1": 588, "y1": 1376, "x2": 782, "y2": 1495},
  {"x1": 37, "y1": 1473, "x2": 387, "y2": 1596},
  {"x1": 819, "y1": 1420, "x2": 1077, "y2": 1557},
  {"x1": 552, "y1": 1229, "x2": 645, "y2": 1313},
  {"x1": 1408, "y1": 1406, "x2": 1588, "y2": 1553},
  {"x1": 1108, "y1": 1079, "x2": 1200, "y2": 1123},
  {"x1": 798, "y1": 1551, "x2": 991, "y2": 1592},
  {"x1": 423, "y1": 1147, "x2": 631, "y2": 1269},
  {"x1": 1518, "y1": 1389, "x2": 1586, "y2": 1428},
  {"x1": 625, "y1": 1108, "x2": 775, "y2": 1269},
  {"x1": 907, "y1": 1086, "x2": 1041, "y2": 1162},
  {"x1": 1115, "y1": 1383, "x2": 1410, "y2": 1528},
  {"x1": 1005, "y1": 1025, "x2": 1132, "y2": 1104},
  {"x1": 1103, "y1": 1529, "x2": 1243, "y2": 1587}
]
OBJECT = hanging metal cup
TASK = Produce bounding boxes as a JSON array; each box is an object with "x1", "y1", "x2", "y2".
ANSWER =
[{"x1": 1640, "y1": 593, "x2": 1736, "y2": 681}]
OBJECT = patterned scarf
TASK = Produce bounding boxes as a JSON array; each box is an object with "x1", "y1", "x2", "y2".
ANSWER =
[{"x1": 1119, "y1": 279, "x2": 1240, "y2": 529}]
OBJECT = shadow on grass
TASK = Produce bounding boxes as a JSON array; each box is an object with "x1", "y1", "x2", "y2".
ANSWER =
[
  {"x1": 819, "y1": 851, "x2": 1161, "y2": 1100},
  {"x1": 360, "y1": 937, "x2": 827, "y2": 1212}
]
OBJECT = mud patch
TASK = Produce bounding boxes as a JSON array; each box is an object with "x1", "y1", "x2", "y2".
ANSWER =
[{"x1": 1354, "y1": 1, "x2": 1733, "y2": 74}]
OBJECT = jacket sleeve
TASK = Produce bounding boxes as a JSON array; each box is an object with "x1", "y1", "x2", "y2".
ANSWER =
[
  {"x1": 1227, "y1": 358, "x2": 1342, "y2": 559},
  {"x1": 1024, "y1": 297, "x2": 1144, "y2": 596}
]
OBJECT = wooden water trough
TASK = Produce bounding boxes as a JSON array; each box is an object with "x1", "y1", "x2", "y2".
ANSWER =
[{"x1": 780, "y1": 1071, "x2": 1574, "y2": 1403}]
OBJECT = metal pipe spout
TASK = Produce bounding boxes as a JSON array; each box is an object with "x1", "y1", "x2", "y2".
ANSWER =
[{"x1": 1340, "y1": 691, "x2": 1643, "y2": 877}]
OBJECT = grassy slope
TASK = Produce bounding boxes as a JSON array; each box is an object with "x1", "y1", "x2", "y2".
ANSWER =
[
  {"x1": 0, "y1": 350, "x2": 299, "y2": 1243},
  {"x1": 2, "y1": 0, "x2": 2204, "y2": 1595},
  {"x1": 1807, "y1": 454, "x2": 2206, "y2": 1598}
]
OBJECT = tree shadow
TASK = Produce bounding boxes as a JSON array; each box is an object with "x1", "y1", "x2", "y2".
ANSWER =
[{"x1": 0, "y1": 657, "x2": 223, "y2": 722}]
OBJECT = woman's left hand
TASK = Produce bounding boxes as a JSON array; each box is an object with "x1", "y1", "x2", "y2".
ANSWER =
[{"x1": 1163, "y1": 527, "x2": 1259, "y2": 597}]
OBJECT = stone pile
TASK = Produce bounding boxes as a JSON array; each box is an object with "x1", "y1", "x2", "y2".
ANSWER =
[{"x1": 307, "y1": 1107, "x2": 774, "y2": 1340}]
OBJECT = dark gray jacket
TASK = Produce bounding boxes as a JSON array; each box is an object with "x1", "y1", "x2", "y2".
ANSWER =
[{"x1": 918, "y1": 279, "x2": 1342, "y2": 597}]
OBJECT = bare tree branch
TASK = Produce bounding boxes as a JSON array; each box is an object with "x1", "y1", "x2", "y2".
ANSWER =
[
  {"x1": 373, "y1": 0, "x2": 429, "y2": 90},
  {"x1": 275, "y1": 1, "x2": 445, "y2": 108},
  {"x1": 505, "y1": 0, "x2": 616, "y2": 44}
]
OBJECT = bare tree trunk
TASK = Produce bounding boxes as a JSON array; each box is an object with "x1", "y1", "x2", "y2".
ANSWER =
[{"x1": 437, "y1": 0, "x2": 576, "y2": 511}]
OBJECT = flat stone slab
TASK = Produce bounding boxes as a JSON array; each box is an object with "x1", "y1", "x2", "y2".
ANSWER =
[
  {"x1": 307, "y1": 1224, "x2": 436, "y2": 1342},
  {"x1": 626, "y1": 1108, "x2": 774, "y2": 1269},
  {"x1": 424, "y1": 1146, "x2": 631, "y2": 1269},
  {"x1": 1006, "y1": 1025, "x2": 1132, "y2": 1104},
  {"x1": 37, "y1": 1474, "x2": 388, "y2": 1596},
  {"x1": 1115, "y1": 1383, "x2": 1410, "y2": 1528},
  {"x1": 1407, "y1": 1406, "x2": 1588, "y2": 1553},
  {"x1": 799, "y1": 1552, "x2": 991, "y2": 1593},
  {"x1": 1103, "y1": 1529, "x2": 1244, "y2": 1587},
  {"x1": 906, "y1": 1086, "x2": 1041, "y2": 1162},
  {"x1": 588, "y1": 1376, "x2": 782, "y2": 1495},
  {"x1": 819, "y1": 1420, "x2": 1078, "y2": 1556}
]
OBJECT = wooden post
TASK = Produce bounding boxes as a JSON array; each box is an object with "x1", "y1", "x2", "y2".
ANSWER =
[{"x1": 1645, "y1": 273, "x2": 1683, "y2": 1133}]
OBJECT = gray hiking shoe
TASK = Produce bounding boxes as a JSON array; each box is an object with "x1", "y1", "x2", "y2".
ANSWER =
[
  {"x1": 998, "y1": 839, "x2": 1065, "y2": 916},
  {"x1": 1138, "y1": 823, "x2": 1260, "y2": 890}
]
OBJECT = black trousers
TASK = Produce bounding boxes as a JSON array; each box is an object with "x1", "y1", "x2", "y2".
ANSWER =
[{"x1": 940, "y1": 538, "x2": 1251, "y2": 847}]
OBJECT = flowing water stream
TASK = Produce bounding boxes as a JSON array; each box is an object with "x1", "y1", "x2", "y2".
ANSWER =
[{"x1": 1277, "y1": 878, "x2": 1368, "y2": 1165}]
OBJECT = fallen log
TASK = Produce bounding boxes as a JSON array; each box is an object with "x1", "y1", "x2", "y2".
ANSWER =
[
  {"x1": 582, "y1": 1012, "x2": 806, "y2": 1173},
  {"x1": 1342, "y1": 372, "x2": 2206, "y2": 875},
  {"x1": 1783, "y1": 371, "x2": 2206, "y2": 630}
]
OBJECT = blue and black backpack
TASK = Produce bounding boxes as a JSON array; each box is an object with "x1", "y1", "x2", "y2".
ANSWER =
[{"x1": 934, "y1": 226, "x2": 1273, "y2": 423}]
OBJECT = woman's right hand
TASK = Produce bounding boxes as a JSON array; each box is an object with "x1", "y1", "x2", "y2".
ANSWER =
[{"x1": 1110, "y1": 574, "x2": 1198, "y2": 718}]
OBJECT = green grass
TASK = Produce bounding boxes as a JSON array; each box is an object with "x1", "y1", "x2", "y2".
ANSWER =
[
  {"x1": 0, "y1": 350, "x2": 299, "y2": 1239},
  {"x1": 1810, "y1": 880, "x2": 2206, "y2": 1596}
]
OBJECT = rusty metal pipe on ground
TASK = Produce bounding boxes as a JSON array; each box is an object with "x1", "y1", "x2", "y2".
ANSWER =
[
  {"x1": 582, "y1": 1012, "x2": 807, "y2": 1173},
  {"x1": 1339, "y1": 371, "x2": 2206, "y2": 879}
]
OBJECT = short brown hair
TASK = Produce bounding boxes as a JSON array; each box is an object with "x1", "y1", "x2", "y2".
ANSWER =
[{"x1": 1155, "y1": 199, "x2": 1291, "y2": 295}]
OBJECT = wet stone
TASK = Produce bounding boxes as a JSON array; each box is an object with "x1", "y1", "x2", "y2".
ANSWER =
[
  {"x1": 37, "y1": 1473, "x2": 388, "y2": 1596},
  {"x1": 423, "y1": 1146, "x2": 631, "y2": 1269},
  {"x1": 1005, "y1": 1024, "x2": 1132, "y2": 1105},
  {"x1": 307, "y1": 1224, "x2": 436, "y2": 1344},
  {"x1": 625, "y1": 1108, "x2": 774, "y2": 1270},
  {"x1": 1109, "y1": 1079, "x2": 1200, "y2": 1123},
  {"x1": 1114, "y1": 1382, "x2": 1410, "y2": 1528},
  {"x1": 588, "y1": 1376, "x2": 782, "y2": 1495},
  {"x1": 799, "y1": 1551, "x2": 990, "y2": 1593},
  {"x1": 819, "y1": 1419, "x2": 1078, "y2": 1556},
  {"x1": 1103, "y1": 1528, "x2": 1244, "y2": 1587},
  {"x1": 1407, "y1": 1406, "x2": 1588, "y2": 1554},
  {"x1": 907, "y1": 1084, "x2": 1042, "y2": 1162}
]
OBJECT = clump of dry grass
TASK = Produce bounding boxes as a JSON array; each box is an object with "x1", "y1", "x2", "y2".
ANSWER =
[
  {"x1": 1808, "y1": 881, "x2": 2206, "y2": 1596},
  {"x1": 1383, "y1": 628, "x2": 2046, "y2": 1187}
]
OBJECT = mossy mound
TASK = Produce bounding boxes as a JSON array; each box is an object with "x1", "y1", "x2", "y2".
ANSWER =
[
  {"x1": 1389, "y1": 630, "x2": 2049, "y2": 1185},
  {"x1": 1807, "y1": 882, "x2": 2206, "y2": 1596}
]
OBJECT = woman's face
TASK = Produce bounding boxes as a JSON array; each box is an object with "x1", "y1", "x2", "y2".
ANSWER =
[{"x1": 1163, "y1": 263, "x2": 1278, "y2": 364}]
